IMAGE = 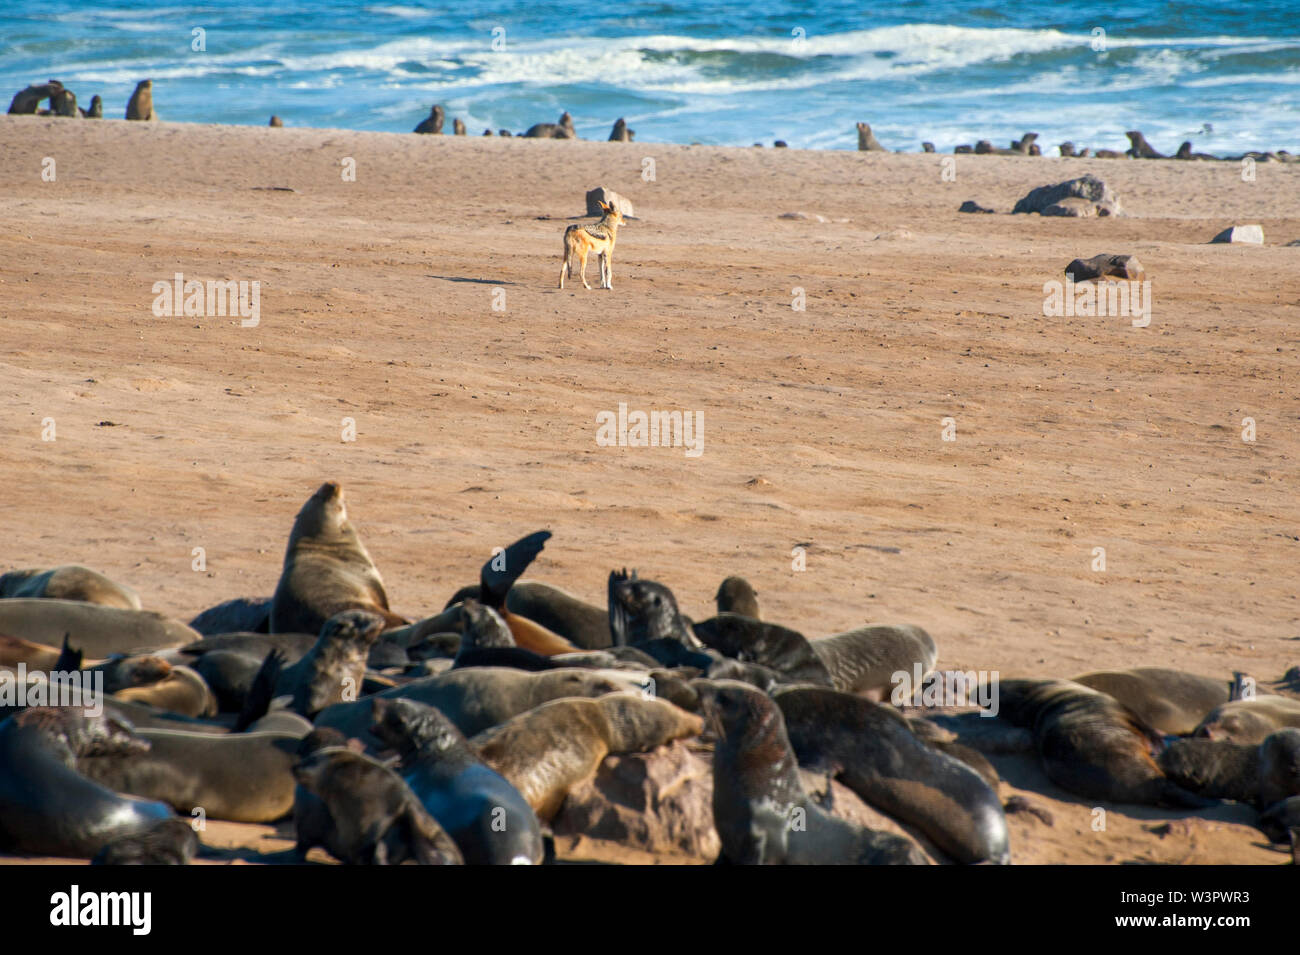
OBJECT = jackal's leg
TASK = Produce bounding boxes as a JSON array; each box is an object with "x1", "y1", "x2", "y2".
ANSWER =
[
  {"x1": 579, "y1": 247, "x2": 591, "y2": 289},
  {"x1": 596, "y1": 253, "x2": 607, "y2": 289},
  {"x1": 559, "y1": 251, "x2": 568, "y2": 289},
  {"x1": 605, "y1": 252, "x2": 614, "y2": 290}
]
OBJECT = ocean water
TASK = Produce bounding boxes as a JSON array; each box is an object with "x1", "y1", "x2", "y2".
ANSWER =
[{"x1": 2, "y1": 0, "x2": 1298, "y2": 154}]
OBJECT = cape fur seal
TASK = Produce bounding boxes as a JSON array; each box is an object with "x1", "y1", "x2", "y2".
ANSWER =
[
  {"x1": 473, "y1": 531, "x2": 578, "y2": 655},
  {"x1": 372, "y1": 698, "x2": 544, "y2": 864},
  {"x1": 269, "y1": 482, "x2": 408, "y2": 635},
  {"x1": 126, "y1": 79, "x2": 156, "y2": 120},
  {"x1": 774, "y1": 686, "x2": 1009, "y2": 864},
  {"x1": 51, "y1": 88, "x2": 77, "y2": 116},
  {"x1": 0, "y1": 599, "x2": 198, "y2": 656},
  {"x1": 524, "y1": 111, "x2": 576, "y2": 138},
  {"x1": 79, "y1": 728, "x2": 303, "y2": 822},
  {"x1": 7, "y1": 81, "x2": 63, "y2": 114},
  {"x1": 115, "y1": 664, "x2": 218, "y2": 718},
  {"x1": 1157, "y1": 738, "x2": 1262, "y2": 803},
  {"x1": 1260, "y1": 729, "x2": 1300, "y2": 809},
  {"x1": 242, "y1": 609, "x2": 384, "y2": 724},
  {"x1": 1259, "y1": 796, "x2": 1300, "y2": 844},
  {"x1": 188, "y1": 596, "x2": 271, "y2": 635},
  {"x1": 91, "y1": 818, "x2": 198, "y2": 865},
  {"x1": 1, "y1": 565, "x2": 141, "y2": 610},
  {"x1": 714, "y1": 577, "x2": 760, "y2": 618},
  {"x1": 470, "y1": 693, "x2": 704, "y2": 821},
  {"x1": 0, "y1": 708, "x2": 174, "y2": 858},
  {"x1": 991, "y1": 679, "x2": 1213, "y2": 808},
  {"x1": 609, "y1": 118, "x2": 634, "y2": 142},
  {"x1": 608, "y1": 569, "x2": 698, "y2": 647},
  {"x1": 697, "y1": 680, "x2": 927, "y2": 865},
  {"x1": 692, "y1": 614, "x2": 833, "y2": 686},
  {"x1": 856, "y1": 122, "x2": 886, "y2": 151},
  {"x1": 292, "y1": 745, "x2": 463, "y2": 864},
  {"x1": 1195, "y1": 695, "x2": 1300, "y2": 743},
  {"x1": 414, "y1": 104, "x2": 444, "y2": 134},
  {"x1": 1126, "y1": 130, "x2": 1166, "y2": 159},
  {"x1": 313, "y1": 666, "x2": 650, "y2": 742},
  {"x1": 444, "y1": 579, "x2": 611, "y2": 649},
  {"x1": 1072, "y1": 667, "x2": 1231, "y2": 735},
  {"x1": 80, "y1": 94, "x2": 103, "y2": 119},
  {"x1": 453, "y1": 118, "x2": 466, "y2": 135}
]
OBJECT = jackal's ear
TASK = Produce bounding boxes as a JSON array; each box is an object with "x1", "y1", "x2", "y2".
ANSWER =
[{"x1": 599, "y1": 200, "x2": 610, "y2": 212}]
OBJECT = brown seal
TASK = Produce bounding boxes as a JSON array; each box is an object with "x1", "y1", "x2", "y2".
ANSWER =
[
  {"x1": 1126, "y1": 130, "x2": 1166, "y2": 159},
  {"x1": 269, "y1": 481, "x2": 408, "y2": 635},
  {"x1": 91, "y1": 818, "x2": 199, "y2": 865},
  {"x1": 269, "y1": 115, "x2": 283, "y2": 127},
  {"x1": 696, "y1": 680, "x2": 927, "y2": 864},
  {"x1": 292, "y1": 744, "x2": 463, "y2": 864},
  {"x1": 470, "y1": 693, "x2": 703, "y2": 821},
  {"x1": 1260, "y1": 728, "x2": 1300, "y2": 809},
  {"x1": 79, "y1": 728, "x2": 303, "y2": 823},
  {"x1": 1072, "y1": 667, "x2": 1231, "y2": 735},
  {"x1": 1157, "y1": 738, "x2": 1261, "y2": 802},
  {"x1": 80, "y1": 94, "x2": 103, "y2": 119},
  {"x1": 453, "y1": 117, "x2": 466, "y2": 135},
  {"x1": 7, "y1": 81, "x2": 63, "y2": 114},
  {"x1": 469, "y1": 531, "x2": 579, "y2": 655},
  {"x1": 126, "y1": 79, "x2": 156, "y2": 120},
  {"x1": 714, "y1": 576, "x2": 759, "y2": 618},
  {"x1": 0, "y1": 707, "x2": 175, "y2": 858},
  {"x1": 856, "y1": 121, "x2": 886, "y2": 151},
  {"x1": 991, "y1": 678, "x2": 1213, "y2": 807},
  {"x1": 0, "y1": 599, "x2": 199, "y2": 657},
  {"x1": 1195, "y1": 695, "x2": 1300, "y2": 743},
  {"x1": 0, "y1": 565, "x2": 141, "y2": 610},
  {"x1": 524, "y1": 111, "x2": 576, "y2": 139},
  {"x1": 773, "y1": 685, "x2": 1009, "y2": 863},
  {"x1": 188, "y1": 596, "x2": 271, "y2": 635},
  {"x1": 115, "y1": 664, "x2": 218, "y2": 718},
  {"x1": 444, "y1": 579, "x2": 611, "y2": 649},
  {"x1": 414, "y1": 104, "x2": 444, "y2": 134},
  {"x1": 608, "y1": 118, "x2": 634, "y2": 142}
]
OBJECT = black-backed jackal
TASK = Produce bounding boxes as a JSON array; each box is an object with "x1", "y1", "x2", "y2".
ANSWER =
[{"x1": 558, "y1": 200, "x2": 625, "y2": 290}]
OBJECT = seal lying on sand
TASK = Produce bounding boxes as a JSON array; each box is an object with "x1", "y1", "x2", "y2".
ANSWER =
[
  {"x1": 991, "y1": 679, "x2": 1214, "y2": 808},
  {"x1": 473, "y1": 531, "x2": 578, "y2": 655},
  {"x1": 774, "y1": 686, "x2": 1009, "y2": 864},
  {"x1": 115, "y1": 664, "x2": 218, "y2": 718},
  {"x1": 444, "y1": 580, "x2": 611, "y2": 649},
  {"x1": 314, "y1": 666, "x2": 651, "y2": 742},
  {"x1": 0, "y1": 565, "x2": 141, "y2": 610},
  {"x1": 1195, "y1": 696, "x2": 1300, "y2": 743},
  {"x1": 1072, "y1": 667, "x2": 1232, "y2": 736},
  {"x1": 1158, "y1": 738, "x2": 1262, "y2": 803},
  {"x1": 372, "y1": 698, "x2": 543, "y2": 864},
  {"x1": 292, "y1": 743, "x2": 463, "y2": 865},
  {"x1": 471, "y1": 693, "x2": 704, "y2": 821},
  {"x1": 269, "y1": 482, "x2": 408, "y2": 635},
  {"x1": 80, "y1": 728, "x2": 303, "y2": 822},
  {"x1": 91, "y1": 818, "x2": 198, "y2": 865},
  {"x1": 188, "y1": 596, "x2": 271, "y2": 635},
  {"x1": 0, "y1": 708, "x2": 174, "y2": 858},
  {"x1": 692, "y1": 614, "x2": 832, "y2": 686},
  {"x1": 0, "y1": 599, "x2": 198, "y2": 657},
  {"x1": 697, "y1": 680, "x2": 927, "y2": 865},
  {"x1": 524, "y1": 111, "x2": 576, "y2": 138}
]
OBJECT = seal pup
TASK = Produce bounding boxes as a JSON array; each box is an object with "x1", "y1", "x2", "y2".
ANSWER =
[
  {"x1": 126, "y1": 79, "x2": 156, "y2": 120},
  {"x1": 414, "y1": 104, "x2": 444, "y2": 133},
  {"x1": 314, "y1": 666, "x2": 651, "y2": 741},
  {"x1": 292, "y1": 745, "x2": 463, "y2": 864},
  {"x1": 91, "y1": 818, "x2": 199, "y2": 865},
  {"x1": 1195, "y1": 695, "x2": 1300, "y2": 743},
  {"x1": 0, "y1": 599, "x2": 198, "y2": 657},
  {"x1": 991, "y1": 679, "x2": 1213, "y2": 807},
  {"x1": 446, "y1": 580, "x2": 611, "y2": 649},
  {"x1": 80, "y1": 728, "x2": 303, "y2": 822},
  {"x1": 1125, "y1": 130, "x2": 1166, "y2": 159},
  {"x1": 115, "y1": 664, "x2": 218, "y2": 718},
  {"x1": 1259, "y1": 796, "x2": 1300, "y2": 844},
  {"x1": 774, "y1": 686, "x2": 1009, "y2": 864},
  {"x1": 714, "y1": 576, "x2": 759, "y2": 618},
  {"x1": 1157, "y1": 738, "x2": 1262, "y2": 803},
  {"x1": 269, "y1": 481, "x2": 407, "y2": 635},
  {"x1": 856, "y1": 121, "x2": 886, "y2": 151},
  {"x1": 0, "y1": 707, "x2": 175, "y2": 858},
  {"x1": 474, "y1": 530, "x2": 578, "y2": 655},
  {"x1": 0, "y1": 564, "x2": 138, "y2": 609},
  {"x1": 470, "y1": 693, "x2": 704, "y2": 821},
  {"x1": 188, "y1": 596, "x2": 271, "y2": 635},
  {"x1": 1072, "y1": 667, "x2": 1231, "y2": 736},
  {"x1": 697, "y1": 680, "x2": 927, "y2": 865},
  {"x1": 243, "y1": 609, "x2": 384, "y2": 724},
  {"x1": 609, "y1": 118, "x2": 634, "y2": 142},
  {"x1": 371, "y1": 698, "x2": 543, "y2": 864}
]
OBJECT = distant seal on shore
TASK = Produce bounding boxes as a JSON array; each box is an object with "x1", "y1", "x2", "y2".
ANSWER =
[
  {"x1": 774, "y1": 686, "x2": 1009, "y2": 864},
  {"x1": 115, "y1": 664, "x2": 218, "y2": 718},
  {"x1": 714, "y1": 577, "x2": 759, "y2": 618},
  {"x1": 445, "y1": 580, "x2": 611, "y2": 649},
  {"x1": 452, "y1": 117, "x2": 466, "y2": 135},
  {"x1": 372, "y1": 698, "x2": 543, "y2": 863},
  {"x1": 697, "y1": 680, "x2": 926, "y2": 864},
  {"x1": 856, "y1": 122, "x2": 885, "y2": 151},
  {"x1": 126, "y1": 79, "x2": 156, "y2": 120},
  {"x1": 1072, "y1": 667, "x2": 1231, "y2": 736},
  {"x1": 80, "y1": 728, "x2": 302, "y2": 822},
  {"x1": 0, "y1": 599, "x2": 199, "y2": 657},
  {"x1": 51, "y1": 88, "x2": 77, "y2": 117},
  {"x1": 1195, "y1": 695, "x2": 1300, "y2": 744},
  {"x1": 0, "y1": 565, "x2": 141, "y2": 610},
  {"x1": 314, "y1": 666, "x2": 649, "y2": 742},
  {"x1": 91, "y1": 818, "x2": 198, "y2": 865},
  {"x1": 268, "y1": 115, "x2": 283, "y2": 127},
  {"x1": 188, "y1": 596, "x2": 271, "y2": 635},
  {"x1": 471, "y1": 693, "x2": 704, "y2": 821},
  {"x1": 414, "y1": 104, "x2": 444, "y2": 134},
  {"x1": 0, "y1": 708, "x2": 174, "y2": 858},
  {"x1": 245, "y1": 609, "x2": 384, "y2": 723},
  {"x1": 1126, "y1": 130, "x2": 1165, "y2": 159},
  {"x1": 7, "y1": 81, "x2": 63, "y2": 114},
  {"x1": 992, "y1": 679, "x2": 1213, "y2": 807},
  {"x1": 524, "y1": 111, "x2": 576, "y2": 139},
  {"x1": 269, "y1": 481, "x2": 408, "y2": 635},
  {"x1": 609, "y1": 118, "x2": 633, "y2": 142},
  {"x1": 80, "y1": 95, "x2": 103, "y2": 119},
  {"x1": 292, "y1": 745, "x2": 463, "y2": 864}
]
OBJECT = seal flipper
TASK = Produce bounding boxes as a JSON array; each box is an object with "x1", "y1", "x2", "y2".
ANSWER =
[
  {"x1": 608, "y1": 568, "x2": 634, "y2": 647},
  {"x1": 54, "y1": 633, "x2": 83, "y2": 671},
  {"x1": 480, "y1": 530, "x2": 551, "y2": 610},
  {"x1": 235, "y1": 647, "x2": 286, "y2": 731}
]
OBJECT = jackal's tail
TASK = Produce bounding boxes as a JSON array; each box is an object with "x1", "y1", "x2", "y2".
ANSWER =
[{"x1": 558, "y1": 226, "x2": 575, "y2": 287}]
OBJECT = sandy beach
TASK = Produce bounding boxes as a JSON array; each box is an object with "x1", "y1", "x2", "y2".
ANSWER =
[{"x1": 1, "y1": 115, "x2": 1298, "y2": 864}]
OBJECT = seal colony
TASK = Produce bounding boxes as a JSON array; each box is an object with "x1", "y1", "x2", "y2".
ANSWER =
[{"x1": 1, "y1": 480, "x2": 1297, "y2": 865}]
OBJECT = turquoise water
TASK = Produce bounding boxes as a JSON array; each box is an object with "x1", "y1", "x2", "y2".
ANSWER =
[{"x1": 2, "y1": 0, "x2": 1297, "y2": 153}]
